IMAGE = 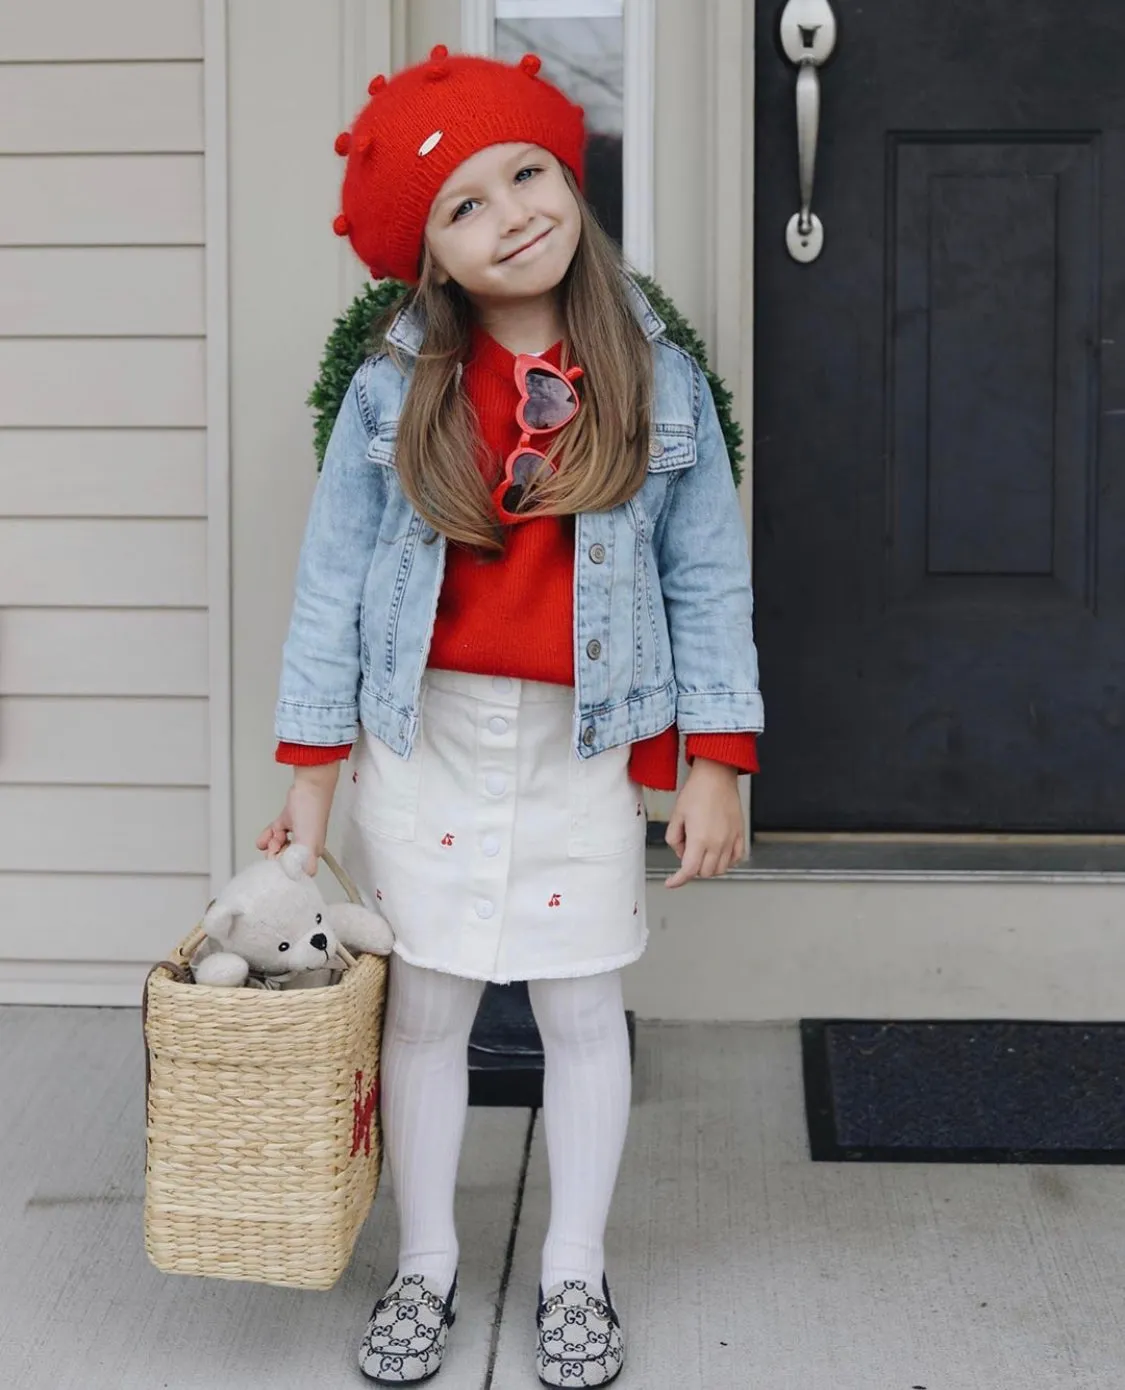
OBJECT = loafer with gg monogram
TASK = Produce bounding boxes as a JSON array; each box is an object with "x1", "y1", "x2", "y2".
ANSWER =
[
  {"x1": 535, "y1": 1276, "x2": 624, "y2": 1387},
  {"x1": 358, "y1": 1271, "x2": 459, "y2": 1385}
]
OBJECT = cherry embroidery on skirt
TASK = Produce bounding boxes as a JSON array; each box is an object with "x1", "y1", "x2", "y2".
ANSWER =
[
  {"x1": 548, "y1": 893, "x2": 562, "y2": 908},
  {"x1": 441, "y1": 833, "x2": 455, "y2": 847}
]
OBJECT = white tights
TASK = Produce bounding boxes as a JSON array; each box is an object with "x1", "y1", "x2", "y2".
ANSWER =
[{"x1": 380, "y1": 955, "x2": 632, "y2": 1296}]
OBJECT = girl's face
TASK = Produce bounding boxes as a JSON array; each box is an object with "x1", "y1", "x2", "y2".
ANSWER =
[{"x1": 424, "y1": 143, "x2": 581, "y2": 303}]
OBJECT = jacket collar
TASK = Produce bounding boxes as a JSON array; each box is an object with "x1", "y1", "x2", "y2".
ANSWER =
[{"x1": 383, "y1": 274, "x2": 665, "y2": 358}]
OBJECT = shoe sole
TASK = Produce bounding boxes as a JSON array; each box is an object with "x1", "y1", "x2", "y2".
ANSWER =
[{"x1": 362, "y1": 1309, "x2": 458, "y2": 1386}]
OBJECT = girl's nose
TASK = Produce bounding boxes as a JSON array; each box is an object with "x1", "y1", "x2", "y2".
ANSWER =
[{"x1": 496, "y1": 190, "x2": 532, "y2": 236}]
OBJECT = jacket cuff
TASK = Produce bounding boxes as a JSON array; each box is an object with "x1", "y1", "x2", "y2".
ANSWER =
[
  {"x1": 685, "y1": 732, "x2": 759, "y2": 774},
  {"x1": 275, "y1": 741, "x2": 353, "y2": 766}
]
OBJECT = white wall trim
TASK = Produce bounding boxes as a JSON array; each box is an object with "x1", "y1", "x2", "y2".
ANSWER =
[
  {"x1": 706, "y1": 0, "x2": 747, "y2": 392},
  {"x1": 702, "y1": 0, "x2": 753, "y2": 842},
  {"x1": 0, "y1": 960, "x2": 152, "y2": 1008},
  {"x1": 204, "y1": 0, "x2": 233, "y2": 890},
  {"x1": 3, "y1": 872, "x2": 1121, "y2": 1017},
  {"x1": 460, "y1": 0, "x2": 495, "y2": 53},
  {"x1": 626, "y1": 878, "x2": 1125, "y2": 1022},
  {"x1": 498, "y1": 2, "x2": 623, "y2": 16},
  {"x1": 622, "y1": 0, "x2": 655, "y2": 276}
]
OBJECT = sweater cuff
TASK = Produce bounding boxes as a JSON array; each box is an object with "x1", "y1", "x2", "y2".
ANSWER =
[
  {"x1": 685, "y1": 732, "x2": 759, "y2": 775},
  {"x1": 626, "y1": 727, "x2": 680, "y2": 793},
  {"x1": 275, "y1": 741, "x2": 353, "y2": 766}
]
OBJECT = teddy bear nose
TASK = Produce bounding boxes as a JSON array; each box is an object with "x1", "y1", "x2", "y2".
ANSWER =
[{"x1": 310, "y1": 932, "x2": 328, "y2": 952}]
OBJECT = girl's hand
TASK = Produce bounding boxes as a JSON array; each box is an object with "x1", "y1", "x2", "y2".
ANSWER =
[
  {"x1": 664, "y1": 759, "x2": 745, "y2": 889},
  {"x1": 255, "y1": 763, "x2": 342, "y2": 874}
]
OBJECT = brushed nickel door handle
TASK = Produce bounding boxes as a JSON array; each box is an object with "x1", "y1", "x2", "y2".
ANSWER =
[{"x1": 779, "y1": 0, "x2": 837, "y2": 262}]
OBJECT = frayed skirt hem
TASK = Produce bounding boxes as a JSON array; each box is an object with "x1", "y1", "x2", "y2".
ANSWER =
[{"x1": 388, "y1": 933, "x2": 649, "y2": 986}]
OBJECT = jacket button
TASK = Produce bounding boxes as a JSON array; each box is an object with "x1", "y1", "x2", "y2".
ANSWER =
[
  {"x1": 582, "y1": 726, "x2": 596, "y2": 747},
  {"x1": 589, "y1": 542, "x2": 606, "y2": 563},
  {"x1": 649, "y1": 437, "x2": 665, "y2": 459},
  {"x1": 586, "y1": 639, "x2": 602, "y2": 660}
]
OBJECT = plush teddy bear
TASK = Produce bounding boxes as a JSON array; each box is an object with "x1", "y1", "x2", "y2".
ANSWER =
[{"x1": 190, "y1": 842, "x2": 394, "y2": 989}]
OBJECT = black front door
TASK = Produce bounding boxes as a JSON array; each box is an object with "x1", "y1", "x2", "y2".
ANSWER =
[{"x1": 753, "y1": 1, "x2": 1125, "y2": 831}]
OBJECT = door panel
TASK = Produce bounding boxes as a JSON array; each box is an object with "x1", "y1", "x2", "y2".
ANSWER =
[{"x1": 753, "y1": 0, "x2": 1125, "y2": 831}]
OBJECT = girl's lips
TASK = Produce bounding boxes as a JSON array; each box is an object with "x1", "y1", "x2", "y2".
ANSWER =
[{"x1": 501, "y1": 227, "x2": 552, "y2": 262}]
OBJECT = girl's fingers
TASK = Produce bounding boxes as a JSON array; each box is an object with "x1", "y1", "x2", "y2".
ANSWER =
[
  {"x1": 664, "y1": 815, "x2": 686, "y2": 855},
  {"x1": 665, "y1": 840, "x2": 704, "y2": 889},
  {"x1": 665, "y1": 835, "x2": 743, "y2": 887},
  {"x1": 698, "y1": 849, "x2": 722, "y2": 879}
]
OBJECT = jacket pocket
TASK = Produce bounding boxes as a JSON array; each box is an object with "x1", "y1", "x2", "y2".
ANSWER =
[
  {"x1": 566, "y1": 741, "x2": 647, "y2": 859},
  {"x1": 351, "y1": 727, "x2": 424, "y2": 843}
]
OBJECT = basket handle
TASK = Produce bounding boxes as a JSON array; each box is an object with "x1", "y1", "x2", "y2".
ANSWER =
[{"x1": 320, "y1": 846, "x2": 363, "y2": 905}]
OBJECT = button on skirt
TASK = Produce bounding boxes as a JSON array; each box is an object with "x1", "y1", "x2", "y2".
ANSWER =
[{"x1": 339, "y1": 669, "x2": 649, "y2": 983}]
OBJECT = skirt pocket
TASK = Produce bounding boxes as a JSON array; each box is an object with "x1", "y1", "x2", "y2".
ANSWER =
[
  {"x1": 567, "y1": 741, "x2": 647, "y2": 859},
  {"x1": 351, "y1": 727, "x2": 424, "y2": 843}
]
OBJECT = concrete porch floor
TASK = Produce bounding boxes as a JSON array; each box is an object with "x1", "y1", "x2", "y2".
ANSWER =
[{"x1": 3, "y1": 1007, "x2": 1124, "y2": 1389}]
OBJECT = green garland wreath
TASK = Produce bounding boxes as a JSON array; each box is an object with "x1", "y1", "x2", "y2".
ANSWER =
[{"x1": 307, "y1": 274, "x2": 743, "y2": 485}]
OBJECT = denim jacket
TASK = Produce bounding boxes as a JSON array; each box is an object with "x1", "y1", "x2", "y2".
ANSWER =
[{"x1": 275, "y1": 279, "x2": 764, "y2": 759}]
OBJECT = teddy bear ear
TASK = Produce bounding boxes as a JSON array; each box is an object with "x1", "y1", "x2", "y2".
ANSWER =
[
  {"x1": 279, "y1": 842, "x2": 313, "y2": 881},
  {"x1": 201, "y1": 899, "x2": 237, "y2": 945}
]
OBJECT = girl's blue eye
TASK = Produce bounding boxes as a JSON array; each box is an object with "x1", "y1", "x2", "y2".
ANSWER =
[
  {"x1": 452, "y1": 199, "x2": 479, "y2": 222},
  {"x1": 515, "y1": 165, "x2": 541, "y2": 184}
]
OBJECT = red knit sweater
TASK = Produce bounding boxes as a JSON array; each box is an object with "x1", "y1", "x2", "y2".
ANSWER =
[{"x1": 277, "y1": 328, "x2": 758, "y2": 789}]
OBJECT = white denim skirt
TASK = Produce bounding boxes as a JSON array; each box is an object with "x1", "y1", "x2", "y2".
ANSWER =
[{"x1": 339, "y1": 669, "x2": 648, "y2": 984}]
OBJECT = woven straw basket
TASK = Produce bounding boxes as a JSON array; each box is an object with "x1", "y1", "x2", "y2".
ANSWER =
[{"x1": 142, "y1": 850, "x2": 388, "y2": 1290}]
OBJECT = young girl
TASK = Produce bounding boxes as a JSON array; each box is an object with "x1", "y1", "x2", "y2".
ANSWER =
[{"x1": 258, "y1": 46, "x2": 764, "y2": 1388}]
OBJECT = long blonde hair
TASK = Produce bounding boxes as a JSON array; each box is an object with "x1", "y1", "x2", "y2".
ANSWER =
[{"x1": 385, "y1": 174, "x2": 653, "y2": 554}]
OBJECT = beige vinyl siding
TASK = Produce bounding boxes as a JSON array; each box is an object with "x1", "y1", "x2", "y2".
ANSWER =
[
  {"x1": 0, "y1": 249, "x2": 206, "y2": 337},
  {"x1": 0, "y1": 610, "x2": 209, "y2": 695},
  {"x1": 0, "y1": 1, "x2": 203, "y2": 62},
  {"x1": 0, "y1": 431, "x2": 206, "y2": 515},
  {"x1": 0, "y1": 0, "x2": 215, "y2": 994}
]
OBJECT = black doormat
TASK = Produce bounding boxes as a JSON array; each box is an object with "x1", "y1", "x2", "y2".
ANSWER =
[
  {"x1": 801, "y1": 1020, "x2": 1125, "y2": 1163},
  {"x1": 468, "y1": 981, "x2": 636, "y2": 1108}
]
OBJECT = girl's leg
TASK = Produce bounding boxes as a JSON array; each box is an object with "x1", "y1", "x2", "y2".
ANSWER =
[
  {"x1": 381, "y1": 955, "x2": 487, "y2": 1293},
  {"x1": 527, "y1": 971, "x2": 632, "y2": 1291}
]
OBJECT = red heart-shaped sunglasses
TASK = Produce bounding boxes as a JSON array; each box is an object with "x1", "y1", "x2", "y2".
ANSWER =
[{"x1": 492, "y1": 355, "x2": 583, "y2": 522}]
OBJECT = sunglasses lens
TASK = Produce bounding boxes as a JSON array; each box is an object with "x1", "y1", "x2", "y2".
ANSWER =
[
  {"x1": 521, "y1": 368, "x2": 578, "y2": 431},
  {"x1": 511, "y1": 451, "x2": 544, "y2": 487},
  {"x1": 501, "y1": 451, "x2": 550, "y2": 514}
]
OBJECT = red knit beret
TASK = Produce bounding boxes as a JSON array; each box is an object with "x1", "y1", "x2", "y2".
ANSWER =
[{"x1": 332, "y1": 45, "x2": 586, "y2": 283}]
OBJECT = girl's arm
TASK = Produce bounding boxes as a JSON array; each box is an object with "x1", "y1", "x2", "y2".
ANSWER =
[
  {"x1": 655, "y1": 357, "x2": 764, "y2": 887},
  {"x1": 256, "y1": 762, "x2": 341, "y2": 871},
  {"x1": 653, "y1": 355, "x2": 765, "y2": 739},
  {"x1": 274, "y1": 368, "x2": 385, "y2": 748}
]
